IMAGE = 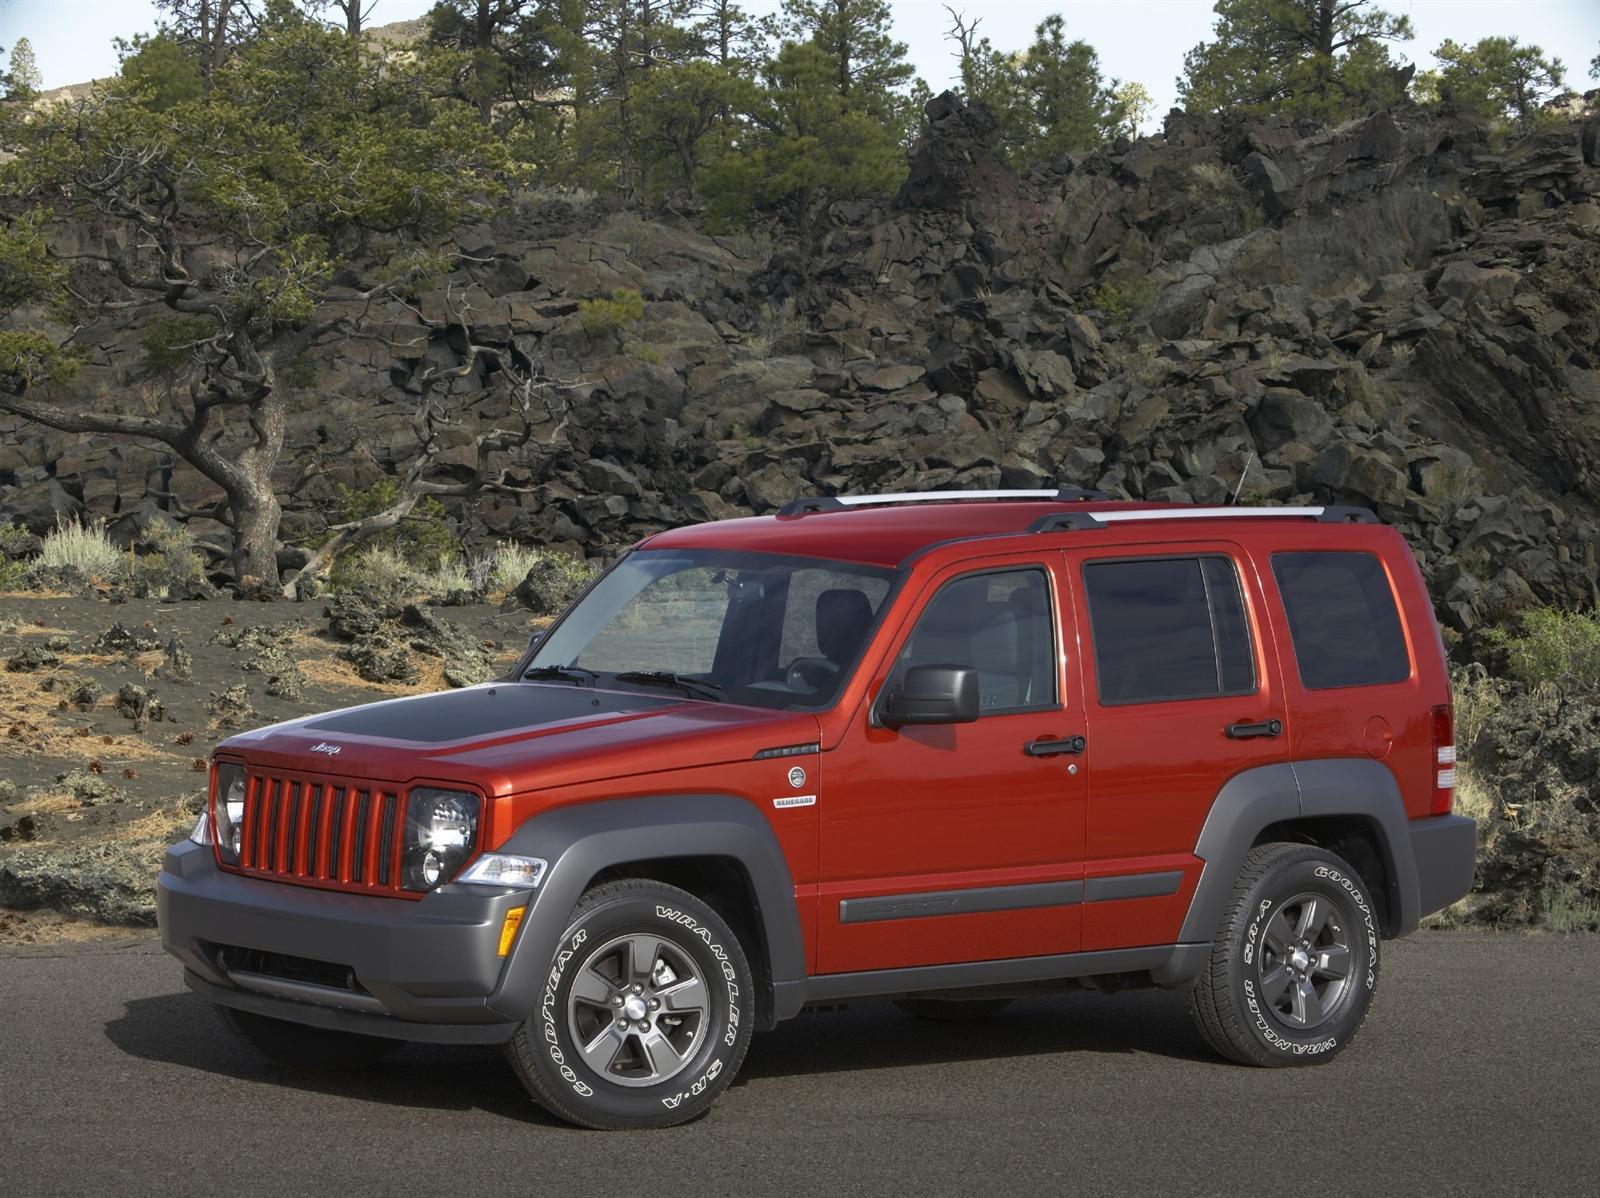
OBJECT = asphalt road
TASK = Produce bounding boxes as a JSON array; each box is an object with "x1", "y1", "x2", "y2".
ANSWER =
[{"x1": 2, "y1": 932, "x2": 1594, "y2": 1197}]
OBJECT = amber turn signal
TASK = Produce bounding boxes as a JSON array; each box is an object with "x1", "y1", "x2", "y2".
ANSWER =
[{"x1": 498, "y1": 907, "x2": 526, "y2": 957}]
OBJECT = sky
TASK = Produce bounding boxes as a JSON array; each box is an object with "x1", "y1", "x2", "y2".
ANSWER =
[{"x1": 2, "y1": 0, "x2": 1597, "y2": 124}]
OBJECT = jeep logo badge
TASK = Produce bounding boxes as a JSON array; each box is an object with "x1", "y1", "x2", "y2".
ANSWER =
[
  {"x1": 787, "y1": 765, "x2": 806, "y2": 788},
  {"x1": 309, "y1": 742, "x2": 342, "y2": 756}
]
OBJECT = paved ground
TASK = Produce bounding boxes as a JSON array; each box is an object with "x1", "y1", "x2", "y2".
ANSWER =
[{"x1": 2, "y1": 931, "x2": 1594, "y2": 1196}]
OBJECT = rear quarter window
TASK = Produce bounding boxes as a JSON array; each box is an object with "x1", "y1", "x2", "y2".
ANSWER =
[
  {"x1": 1083, "y1": 556, "x2": 1255, "y2": 704},
  {"x1": 1272, "y1": 551, "x2": 1411, "y2": 689}
]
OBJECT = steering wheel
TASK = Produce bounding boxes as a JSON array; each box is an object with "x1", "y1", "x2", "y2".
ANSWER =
[{"x1": 785, "y1": 656, "x2": 840, "y2": 693}]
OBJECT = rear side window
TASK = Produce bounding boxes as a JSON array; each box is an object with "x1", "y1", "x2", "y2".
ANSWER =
[
  {"x1": 1272, "y1": 551, "x2": 1411, "y2": 689},
  {"x1": 1083, "y1": 557, "x2": 1255, "y2": 704}
]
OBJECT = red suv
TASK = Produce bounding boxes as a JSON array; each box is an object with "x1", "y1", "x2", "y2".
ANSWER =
[{"x1": 159, "y1": 491, "x2": 1476, "y2": 1129}]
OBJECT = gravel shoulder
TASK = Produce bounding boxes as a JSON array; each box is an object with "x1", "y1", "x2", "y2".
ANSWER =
[{"x1": 0, "y1": 592, "x2": 538, "y2": 936}]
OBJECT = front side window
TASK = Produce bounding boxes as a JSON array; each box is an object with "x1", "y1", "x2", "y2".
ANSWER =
[
  {"x1": 892, "y1": 569, "x2": 1057, "y2": 715},
  {"x1": 1084, "y1": 556, "x2": 1256, "y2": 704},
  {"x1": 1272, "y1": 551, "x2": 1411, "y2": 689},
  {"x1": 528, "y1": 549, "x2": 895, "y2": 711}
]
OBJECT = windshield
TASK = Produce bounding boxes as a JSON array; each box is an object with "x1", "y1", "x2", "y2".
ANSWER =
[{"x1": 526, "y1": 549, "x2": 897, "y2": 711}]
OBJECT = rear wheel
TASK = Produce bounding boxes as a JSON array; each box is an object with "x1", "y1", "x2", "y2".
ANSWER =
[
  {"x1": 1190, "y1": 842, "x2": 1380, "y2": 1066},
  {"x1": 217, "y1": 1006, "x2": 401, "y2": 1071},
  {"x1": 505, "y1": 879, "x2": 755, "y2": 1130},
  {"x1": 894, "y1": 996, "x2": 1014, "y2": 1021}
]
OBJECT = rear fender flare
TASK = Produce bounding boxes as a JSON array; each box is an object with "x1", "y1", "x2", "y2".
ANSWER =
[{"x1": 1167, "y1": 758, "x2": 1419, "y2": 973}]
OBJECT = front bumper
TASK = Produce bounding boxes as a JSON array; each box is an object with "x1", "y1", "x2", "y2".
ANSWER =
[
  {"x1": 158, "y1": 840, "x2": 532, "y2": 1042},
  {"x1": 1408, "y1": 813, "x2": 1478, "y2": 920}
]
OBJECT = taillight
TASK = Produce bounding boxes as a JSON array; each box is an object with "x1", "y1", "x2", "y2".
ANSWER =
[{"x1": 1430, "y1": 704, "x2": 1455, "y2": 816}]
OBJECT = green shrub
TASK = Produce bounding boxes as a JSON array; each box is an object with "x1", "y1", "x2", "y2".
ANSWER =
[
  {"x1": 39, "y1": 516, "x2": 122, "y2": 579},
  {"x1": 0, "y1": 558, "x2": 29, "y2": 591},
  {"x1": 1487, "y1": 608, "x2": 1600, "y2": 698},
  {"x1": 328, "y1": 479, "x2": 456, "y2": 574},
  {"x1": 1080, "y1": 276, "x2": 1158, "y2": 325},
  {"x1": 578, "y1": 288, "x2": 646, "y2": 335},
  {"x1": 1541, "y1": 880, "x2": 1600, "y2": 934},
  {"x1": 0, "y1": 522, "x2": 35, "y2": 558},
  {"x1": 141, "y1": 315, "x2": 217, "y2": 372}
]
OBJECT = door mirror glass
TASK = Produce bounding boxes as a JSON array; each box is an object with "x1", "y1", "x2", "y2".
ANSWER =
[{"x1": 879, "y1": 665, "x2": 980, "y2": 727}]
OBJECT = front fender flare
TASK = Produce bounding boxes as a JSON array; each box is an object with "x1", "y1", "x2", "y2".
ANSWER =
[{"x1": 486, "y1": 794, "x2": 805, "y2": 1026}]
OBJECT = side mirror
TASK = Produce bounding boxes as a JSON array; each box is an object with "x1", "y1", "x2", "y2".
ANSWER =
[{"x1": 879, "y1": 665, "x2": 980, "y2": 728}]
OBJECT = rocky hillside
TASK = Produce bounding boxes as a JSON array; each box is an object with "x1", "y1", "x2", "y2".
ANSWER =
[
  {"x1": 2, "y1": 95, "x2": 1599, "y2": 930},
  {"x1": 5, "y1": 97, "x2": 1598, "y2": 639}
]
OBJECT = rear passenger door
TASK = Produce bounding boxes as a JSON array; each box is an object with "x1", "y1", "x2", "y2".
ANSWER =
[{"x1": 1062, "y1": 543, "x2": 1290, "y2": 951}]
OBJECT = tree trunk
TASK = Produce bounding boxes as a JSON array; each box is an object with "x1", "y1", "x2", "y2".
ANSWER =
[{"x1": 231, "y1": 492, "x2": 283, "y2": 591}]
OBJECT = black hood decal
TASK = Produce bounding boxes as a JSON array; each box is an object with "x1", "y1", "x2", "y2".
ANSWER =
[{"x1": 303, "y1": 684, "x2": 675, "y2": 744}]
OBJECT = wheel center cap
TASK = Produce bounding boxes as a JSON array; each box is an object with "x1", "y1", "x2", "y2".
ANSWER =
[
  {"x1": 1290, "y1": 948, "x2": 1311, "y2": 973},
  {"x1": 623, "y1": 996, "x2": 649, "y2": 1021}
]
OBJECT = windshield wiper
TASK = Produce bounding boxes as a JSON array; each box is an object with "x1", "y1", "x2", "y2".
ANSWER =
[
  {"x1": 523, "y1": 665, "x2": 599, "y2": 686},
  {"x1": 612, "y1": 671, "x2": 725, "y2": 702}
]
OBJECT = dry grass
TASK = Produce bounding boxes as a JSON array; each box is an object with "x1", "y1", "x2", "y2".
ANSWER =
[
  {"x1": 0, "y1": 908, "x2": 155, "y2": 946},
  {"x1": 0, "y1": 671, "x2": 175, "y2": 762},
  {"x1": 4, "y1": 790, "x2": 84, "y2": 818}
]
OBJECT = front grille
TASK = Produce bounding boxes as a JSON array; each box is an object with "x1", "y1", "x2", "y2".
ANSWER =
[{"x1": 233, "y1": 769, "x2": 414, "y2": 898}]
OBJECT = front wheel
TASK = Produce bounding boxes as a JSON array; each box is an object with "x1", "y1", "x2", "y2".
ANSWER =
[
  {"x1": 217, "y1": 1006, "x2": 402, "y2": 1071},
  {"x1": 1189, "y1": 842, "x2": 1380, "y2": 1066},
  {"x1": 505, "y1": 879, "x2": 756, "y2": 1130}
]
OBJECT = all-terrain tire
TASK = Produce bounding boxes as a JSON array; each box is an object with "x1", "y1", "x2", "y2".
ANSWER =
[
  {"x1": 504, "y1": 879, "x2": 756, "y2": 1130},
  {"x1": 893, "y1": 997, "x2": 1014, "y2": 1021},
  {"x1": 217, "y1": 1006, "x2": 402, "y2": 1071},
  {"x1": 1190, "y1": 842, "x2": 1380, "y2": 1067}
]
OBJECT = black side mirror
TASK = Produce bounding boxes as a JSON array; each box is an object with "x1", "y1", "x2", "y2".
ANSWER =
[{"x1": 879, "y1": 665, "x2": 980, "y2": 728}]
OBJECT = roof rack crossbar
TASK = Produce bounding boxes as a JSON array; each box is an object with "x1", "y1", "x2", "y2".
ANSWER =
[
  {"x1": 1027, "y1": 504, "x2": 1378, "y2": 534},
  {"x1": 776, "y1": 487, "x2": 1110, "y2": 517}
]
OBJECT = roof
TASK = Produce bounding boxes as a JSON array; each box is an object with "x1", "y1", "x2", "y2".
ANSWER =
[
  {"x1": 641, "y1": 497, "x2": 1385, "y2": 569},
  {"x1": 642, "y1": 500, "x2": 1172, "y2": 568}
]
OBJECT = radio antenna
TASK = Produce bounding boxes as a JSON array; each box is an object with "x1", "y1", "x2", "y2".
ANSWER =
[{"x1": 1230, "y1": 452, "x2": 1256, "y2": 505}]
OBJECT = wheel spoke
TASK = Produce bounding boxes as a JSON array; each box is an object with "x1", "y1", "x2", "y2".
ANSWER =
[
  {"x1": 1290, "y1": 977, "x2": 1322, "y2": 1026},
  {"x1": 1264, "y1": 911, "x2": 1295, "y2": 955},
  {"x1": 639, "y1": 1028, "x2": 685, "y2": 1080},
  {"x1": 571, "y1": 967, "x2": 614, "y2": 1008},
  {"x1": 628, "y1": 936, "x2": 659, "y2": 983},
  {"x1": 579, "y1": 1023, "x2": 624, "y2": 1073},
  {"x1": 1260, "y1": 964, "x2": 1293, "y2": 1006},
  {"x1": 1294, "y1": 897, "x2": 1327, "y2": 942},
  {"x1": 658, "y1": 974, "x2": 708, "y2": 1016},
  {"x1": 1313, "y1": 944, "x2": 1352, "y2": 979}
]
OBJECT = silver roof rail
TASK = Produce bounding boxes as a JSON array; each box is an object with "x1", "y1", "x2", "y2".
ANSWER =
[
  {"x1": 1028, "y1": 505, "x2": 1378, "y2": 533},
  {"x1": 778, "y1": 487, "x2": 1108, "y2": 516}
]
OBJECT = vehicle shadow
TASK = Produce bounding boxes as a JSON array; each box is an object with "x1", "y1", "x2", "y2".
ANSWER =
[
  {"x1": 106, "y1": 985, "x2": 1215, "y2": 1113},
  {"x1": 738, "y1": 988, "x2": 1217, "y2": 1084}
]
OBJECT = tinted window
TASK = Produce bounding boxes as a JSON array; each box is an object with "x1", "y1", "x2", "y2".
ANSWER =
[
  {"x1": 1273, "y1": 551, "x2": 1410, "y2": 688},
  {"x1": 1084, "y1": 557, "x2": 1256, "y2": 704},
  {"x1": 895, "y1": 570, "x2": 1056, "y2": 714}
]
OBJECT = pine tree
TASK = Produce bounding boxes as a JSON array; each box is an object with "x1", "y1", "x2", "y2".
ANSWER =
[
  {"x1": 1178, "y1": 0, "x2": 1414, "y2": 121},
  {"x1": 943, "y1": 12, "x2": 1122, "y2": 166},
  {"x1": 1432, "y1": 37, "x2": 1566, "y2": 133},
  {"x1": 6, "y1": 37, "x2": 42, "y2": 95},
  {"x1": 704, "y1": 40, "x2": 902, "y2": 243},
  {"x1": 782, "y1": 0, "x2": 912, "y2": 119}
]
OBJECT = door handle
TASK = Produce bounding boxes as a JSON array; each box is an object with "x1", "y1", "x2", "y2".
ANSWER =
[
  {"x1": 1226, "y1": 719, "x2": 1283, "y2": 739},
  {"x1": 1024, "y1": 736, "x2": 1086, "y2": 757}
]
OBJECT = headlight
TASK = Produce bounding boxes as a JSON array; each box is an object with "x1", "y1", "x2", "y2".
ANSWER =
[
  {"x1": 402, "y1": 788, "x2": 481, "y2": 892},
  {"x1": 457, "y1": 854, "x2": 547, "y2": 889},
  {"x1": 212, "y1": 762, "x2": 247, "y2": 865}
]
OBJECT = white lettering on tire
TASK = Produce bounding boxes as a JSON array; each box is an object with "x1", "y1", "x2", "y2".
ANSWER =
[
  {"x1": 1239, "y1": 864, "x2": 1379, "y2": 1055},
  {"x1": 541, "y1": 927, "x2": 594, "y2": 1097}
]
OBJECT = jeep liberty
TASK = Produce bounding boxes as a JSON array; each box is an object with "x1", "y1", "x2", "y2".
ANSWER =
[{"x1": 159, "y1": 490, "x2": 1477, "y2": 1129}]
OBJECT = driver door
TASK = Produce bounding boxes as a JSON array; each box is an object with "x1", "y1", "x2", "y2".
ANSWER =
[{"x1": 816, "y1": 556, "x2": 1088, "y2": 974}]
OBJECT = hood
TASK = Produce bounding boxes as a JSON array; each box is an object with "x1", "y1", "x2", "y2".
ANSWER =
[{"x1": 216, "y1": 682, "x2": 821, "y2": 798}]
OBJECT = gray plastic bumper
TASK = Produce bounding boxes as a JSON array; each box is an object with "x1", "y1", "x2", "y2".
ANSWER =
[
  {"x1": 1408, "y1": 814, "x2": 1478, "y2": 920},
  {"x1": 158, "y1": 840, "x2": 532, "y2": 1039}
]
